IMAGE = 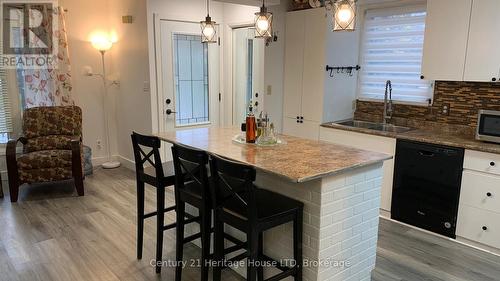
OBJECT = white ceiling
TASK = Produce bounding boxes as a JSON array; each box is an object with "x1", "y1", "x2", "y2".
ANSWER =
[{"x1": 213, "y1": 0, "x2": 281, "y2": 7}]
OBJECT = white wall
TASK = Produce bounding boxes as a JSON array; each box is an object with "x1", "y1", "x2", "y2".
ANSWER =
[
  {"x1": 108, "y1": 0, "x2": 150, "y2": 166},
  {"x1": 322, "y1": 14, "x2": 362, "y2": 122},
  {"x1": 264, "y1": 0, "x2": 288, "y2": 132},
  {"x1": 59, "y1": 0, "x2": 119, "y2": 164}
]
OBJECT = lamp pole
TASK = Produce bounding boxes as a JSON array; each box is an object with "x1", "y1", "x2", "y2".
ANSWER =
[{"x1": 100, "y1": 49, "x2": 121, "y2": 169}]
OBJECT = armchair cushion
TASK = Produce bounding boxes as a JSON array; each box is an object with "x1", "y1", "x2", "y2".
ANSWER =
[
  {"x1": 19, "y1": 167, "x2": 73, "y2": 184},
  {"x1": 17, "y1": 150, "x2": 72, "y2": 170},
  {"x1": 23, "y1": 106, "x2": 82, "y2": 152}
]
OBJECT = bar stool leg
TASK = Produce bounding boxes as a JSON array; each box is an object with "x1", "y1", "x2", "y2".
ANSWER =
[
  {"x1": 293, "y1": 210, "x2": 303, "y2": 281},
  {"x1": 212, "y1": 217, "x2": 224, "y2": 281},
  {"x1": 136, "y1": 180, "x2": 145, "y2": 259},
  {"x1": 156, "y1": 186, "x2": 165, "y2": 274},
  {"x1": 258, "y1": 233, "x2": 264, "y2": 281},
  {"x1": 200, "y1": 206, "x2": 211, "y2": 281},
  {"x1": 247, "y1": 230, "x2": 259, "y2": 281},
  {"x1": 175, "y1": 201, "x2": 186, "y2": 281}
]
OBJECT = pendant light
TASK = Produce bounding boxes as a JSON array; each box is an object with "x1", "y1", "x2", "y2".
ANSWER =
[
  {"x1": 326, "y1": 0, "x2": 357, "y2": 31},
  {"x1": 200, "y1": 0, "x2": 217, "y2": 43},
  {"x1": 254, "y1": 0, "x2": 273, "y2": 38}
]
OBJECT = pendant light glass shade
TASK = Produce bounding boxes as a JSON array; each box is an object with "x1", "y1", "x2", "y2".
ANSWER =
[
  {"x1": 331, "y1": 0, "x2": 357, "y2": 31},
  {"x1": 254, "y1": 1, "x2": 273, "y2": 38},
  {"x1": 200, "y1": 0, "x2": 217, "y2": 43}
]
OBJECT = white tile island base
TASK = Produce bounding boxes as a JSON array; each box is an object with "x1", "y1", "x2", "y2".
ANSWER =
[{"x1": 184, "y1": 162, "x2": 383, "y2": 281}]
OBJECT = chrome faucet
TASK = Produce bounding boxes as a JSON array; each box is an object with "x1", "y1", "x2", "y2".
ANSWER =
[{"x1": 383, "y1": 80, "x2": 393, "y2": 124}]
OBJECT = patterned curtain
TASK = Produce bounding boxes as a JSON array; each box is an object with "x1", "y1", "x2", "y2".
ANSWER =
[{"x1": 19, "y1": 6, "x2": 74, "y2": 108}]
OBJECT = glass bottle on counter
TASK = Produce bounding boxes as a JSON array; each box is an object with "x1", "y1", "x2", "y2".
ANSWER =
[{"x1": 246, "y1": 101, "x2": 257, "y2": 143}]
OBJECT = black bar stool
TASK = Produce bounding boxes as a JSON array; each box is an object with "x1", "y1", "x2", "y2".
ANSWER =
[
  {"x1": 131, "y1": 132, "x2": 201, "y2": 274},
  {"x1": 209, "y1": 154, "x2": 304, "y2": 281},
  {"x1": 172, "y1": 144, "x2": 247, "y2": 281}
]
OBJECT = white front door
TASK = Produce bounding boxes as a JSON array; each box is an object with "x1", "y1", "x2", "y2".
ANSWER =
[{"x1": 157, "y1": 20, "x2": 220, "y2": 160}]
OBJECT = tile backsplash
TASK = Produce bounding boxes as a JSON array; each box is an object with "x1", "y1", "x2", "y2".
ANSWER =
[{"x1": 354, "y1": 81, "x2": 500, "y2": 128}]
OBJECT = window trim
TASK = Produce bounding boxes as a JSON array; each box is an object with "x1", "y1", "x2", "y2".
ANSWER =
[{"x1": 356, "y1": 3, "x2": 433, "y2": 105}]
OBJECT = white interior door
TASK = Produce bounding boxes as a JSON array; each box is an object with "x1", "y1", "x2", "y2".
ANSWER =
[
  {"x1": 232, "y1": 27, "x2": 265, "y2": 125},
  {"x1": 158, "y1": 20, "x2": 220, "y2": 160}
]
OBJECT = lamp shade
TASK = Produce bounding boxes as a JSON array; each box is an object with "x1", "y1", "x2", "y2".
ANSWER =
[
  {"x1": 200, "y1": 16, "x2": 217, "y2": 43},
  {"x1": 332, "y1": 0, "x2": 356, "y2": 31},
  {"x1": 254, "y1": 6, "x2": 272, "y2": 38},
  {"x1": 91, "y1": 35, "x2": 113, "y2": 51}
]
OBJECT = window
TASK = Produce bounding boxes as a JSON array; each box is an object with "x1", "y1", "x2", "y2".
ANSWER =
[
  {"x1": 358, "y1": 6, "x2": 432, "y2": 103},
  {"x1": 173, "y1": 34, "x2": 209, "y2": 126},
  {"x1": 0, "y1": 43, "x2": 13, "y2": 144}
]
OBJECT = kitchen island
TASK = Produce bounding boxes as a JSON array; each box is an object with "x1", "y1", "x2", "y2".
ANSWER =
[{"x1": 156, "y1": 127, "x2": 391, "y2": 281}]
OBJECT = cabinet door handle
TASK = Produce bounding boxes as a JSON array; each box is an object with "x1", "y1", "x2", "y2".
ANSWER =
[
  {"x1": 492, "y1": 78, "x2": 497, "y2": 82},
  {"x1": 482, "y1": 226, "x2": 488, "y2": 231},
  {"x1": 490, "y1": 161, "x2": 496, "y2": 167},
  {"x1": 420, "y1": 75, "x2": 425, "y2": 80},
  {"x1": 487, "y1": 192, "x2": 492, "y2": 197}
]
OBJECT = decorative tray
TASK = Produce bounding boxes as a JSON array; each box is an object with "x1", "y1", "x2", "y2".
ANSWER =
[{"x1": 232, "y1": 134, "x2": 286, "y2": 147}]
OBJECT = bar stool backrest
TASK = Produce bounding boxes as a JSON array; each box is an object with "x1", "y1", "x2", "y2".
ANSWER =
[
  {"x1": 209, "y1": 154, "x2": 258, "y2": 222},
  {"x1": 131, "y1": 132, "x2": 165, "y2": 183},
  {"x1": 171, "y1": 143, "x2": 210, "y2": 201}
]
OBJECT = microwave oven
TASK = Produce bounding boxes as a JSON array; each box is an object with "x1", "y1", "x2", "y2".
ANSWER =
[{"x1": 477, "y1": 110, "x2": 500, "y2": 143}]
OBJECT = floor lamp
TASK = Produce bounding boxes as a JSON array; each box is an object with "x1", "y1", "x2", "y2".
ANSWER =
[{"x1": 90, "y1": 36, "x2": 121, "y2": 169}]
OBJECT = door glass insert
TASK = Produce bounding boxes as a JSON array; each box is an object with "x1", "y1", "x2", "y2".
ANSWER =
[{"x1": 173, "y1": 34, "x2": 209, "y2": 126}]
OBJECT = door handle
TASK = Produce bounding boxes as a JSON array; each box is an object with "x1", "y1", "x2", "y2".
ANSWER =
[
  {"x1": 166, "y1": 109, "x2": 177, "y2": 115},
  {"x1": 418, "y1": 150, "x2": 435, "y2": 157}
]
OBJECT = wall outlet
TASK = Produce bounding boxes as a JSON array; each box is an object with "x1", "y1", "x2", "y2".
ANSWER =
[
  {"x1": 96, "y1": 139, "x2": 102, "y2": 149},
  {"x1": 442, "y1": 104, "x2": 451, "y2": 115}
]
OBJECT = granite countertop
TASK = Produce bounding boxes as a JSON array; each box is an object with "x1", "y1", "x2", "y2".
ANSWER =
[
  {"x1": 321, "y1": 122, "x2": 500, "y2": 154},
  {"x1": 156, "y1": 127, "x2": 392, "y2": 183}
]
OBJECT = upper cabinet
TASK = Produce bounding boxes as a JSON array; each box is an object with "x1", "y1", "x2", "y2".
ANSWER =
[
  {"x1": 422, "y1": 0, "x2": 500, "y2": 82},
  {"x1": 283, "y1": 8, "x2": 327, "y2": 123},
  {"x1": 464, "y1": 0, "x2": 500, "y2": 82},
  {"x1": 421, "y1": 0, "x2": 472, "y2": 81}
]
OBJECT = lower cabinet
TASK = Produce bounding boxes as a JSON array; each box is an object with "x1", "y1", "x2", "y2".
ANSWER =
[
  {"x1": 283, "y1": 117, "x2": 320, "y2": 140},
  {"x1": 457, "y1": 150, "x2": 500, "y2": 251},
  {"x1": 319, "y1": 127, "x2": 396, "y2": 212},
  {"x1": 457, "y1": 205, "x2": 500, "y2": 249}
]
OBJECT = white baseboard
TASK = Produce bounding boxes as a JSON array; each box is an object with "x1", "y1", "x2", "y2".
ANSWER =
[
  {"x1": 118, "y1": 155, "x2": 135, "y2": 171},
  {"x1": 91, "y1": 155, "x2": 135, "y2": 171}
]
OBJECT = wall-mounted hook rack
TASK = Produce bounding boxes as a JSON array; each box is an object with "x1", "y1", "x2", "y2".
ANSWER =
[{"x1": 326, "y1": 65, "x2": 361, "y2": 77}]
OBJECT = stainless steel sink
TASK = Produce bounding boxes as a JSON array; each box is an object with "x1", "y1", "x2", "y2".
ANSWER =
[{"x1": 335, "y1": 120, "x2": 414, "y2": 133}]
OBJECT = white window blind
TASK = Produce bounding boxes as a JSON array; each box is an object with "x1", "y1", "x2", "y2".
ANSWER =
[
  {"x1": 0, "y1": 39, "x2": 13, "y2": 135},
  {"x1": 358, "y1": 6, "x2": 433, "y2": 103}
]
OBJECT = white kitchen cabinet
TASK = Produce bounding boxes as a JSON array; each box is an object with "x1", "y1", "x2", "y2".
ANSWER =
[
  {"x1": 464, "y1": 0, "x2": 500, "y2": 82},
  {"x1": 301, "y1": 10, "x2": 326, "y2": 123},
  {"x1": 421, "y1": 0, "x2": 472, "y2": 81},
  {"x1": 457, "y1": 149, "x2": 500, "y2": 251},
  {"x1": 283, "y1": 117, "x2": 320, "y2": 140},
  {"x1": 457, "y1": 205, "x2": 500, "y2": 250},
  {"x1": 319, "y1": 127, "x2": 396, "y2": 213},
  {"x1": 283, "y1": 11, "x2": 305, "y2": 120},
  {"x1": 283, "y1": 8, "x2": 327, "y2": 139}
]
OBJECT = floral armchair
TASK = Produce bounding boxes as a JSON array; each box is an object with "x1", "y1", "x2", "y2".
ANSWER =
[{"x1": 6, "y1": 106, "x2": 84, "y2": 202}]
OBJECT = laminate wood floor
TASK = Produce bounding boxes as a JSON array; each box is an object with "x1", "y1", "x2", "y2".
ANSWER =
[{"x1": 0, "y1": 168, "x2": 499, "y2": 281}]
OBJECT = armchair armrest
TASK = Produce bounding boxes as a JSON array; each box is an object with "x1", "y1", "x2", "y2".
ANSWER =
[
  {"x1": 6, "y1": 137, "x2": 26, "y2": 202},
  {"x1": 70, "y1": 137, "x2": 85, "y2": 196},
  {"x1": 70, "y1": 137, "x2": 83, "y2": 165},
  {"x1": 6, "y1": 137, "x2": 26, "y2": 161}
]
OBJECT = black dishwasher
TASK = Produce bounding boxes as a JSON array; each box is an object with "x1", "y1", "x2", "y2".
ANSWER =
[{"x1": 391, "y1": 140, "x2": 464, "y2": 238}]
